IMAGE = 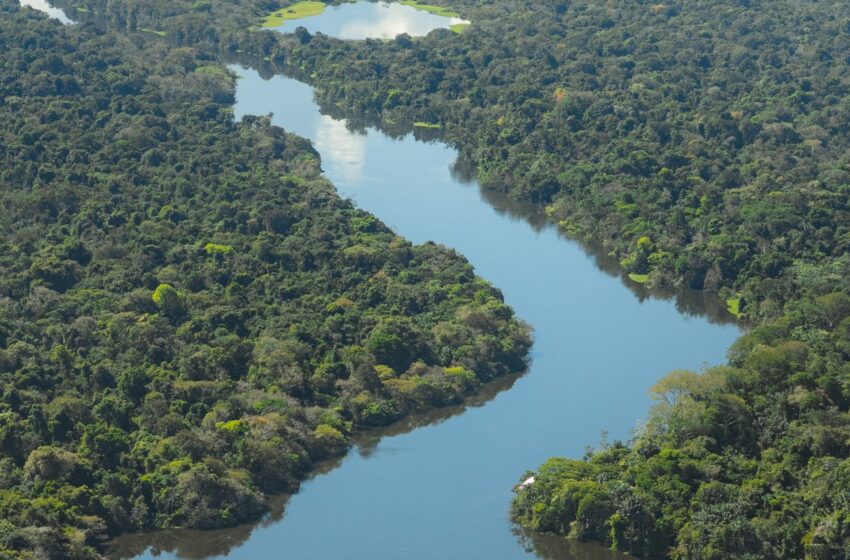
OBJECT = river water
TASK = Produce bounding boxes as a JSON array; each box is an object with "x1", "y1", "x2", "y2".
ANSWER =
[
  {"x1": 106, "y1": 59, "x2": 741, "y2": 560},
  {"x1": 263, "y1": 1, "x2": 468, "y2": 39}
]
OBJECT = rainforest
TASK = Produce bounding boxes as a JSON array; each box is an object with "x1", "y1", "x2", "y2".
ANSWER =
[{"x1": 4, "y1": 0, "x2": 850, "y2": 559}]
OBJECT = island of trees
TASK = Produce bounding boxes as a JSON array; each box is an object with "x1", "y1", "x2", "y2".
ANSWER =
[{"x1": 8, "y1": 0, "x2": 850, "y2": 557}]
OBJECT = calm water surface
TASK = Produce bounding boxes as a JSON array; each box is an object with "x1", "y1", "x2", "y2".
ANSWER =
[
  {"x1": 265, "y1": 1, "x2": 468, "y2": 40},
  {"x1": 108, "y1": 66, "x2": 741, "y2": 559},
  {"x1": 18, "y1": 0, "x2": 73, "y2": 23}
]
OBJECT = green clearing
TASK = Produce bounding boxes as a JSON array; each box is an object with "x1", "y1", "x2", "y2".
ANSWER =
[
  {"x1": 262, "y1": 1, "x2": 326, "y2": 28},
  {"x1": 399, "y1": 0, "x2": 460, "y2": 18},
  {"x1": 450, "y1": 22, "x2": 470, "y2": 33},
  {"x1": 726, "y1": 297, "x2": 743, "y2": 317},
  {"x1": 628, "y1": 273, "x2": 650, "y2": 284},
  {"x1": 414, "y1": 121, "x2": 442, "y2": 129}
]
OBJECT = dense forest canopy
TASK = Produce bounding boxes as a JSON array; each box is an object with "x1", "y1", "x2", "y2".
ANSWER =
[
  {"x1": 0, "y1": 3, "x2": 530, "y2": 558},
  {"x1": 9, "y1": 0, "x2": 850, "y2": 558}
]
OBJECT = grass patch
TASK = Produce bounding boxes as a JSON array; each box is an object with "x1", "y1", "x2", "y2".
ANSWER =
[
  {"x1": 628, "y1": 273, "x2": 650, "y2": 284},
  {"x1": 414, "y1": 121, "x2": 442, "y2": 129},
  {"x1": 262, "y1": 1, "x2": 325, "y2": 28},
  {"x1": 195, "y1": 65, "x2": 229, "y2": 79},
  {"x1": 399, "y1": 0, "x2": 460, "y2": 18},
  {"x1": 726, "y1": 297, "x2": 743, "y2": 318},
  {"x1": 450, "y1": 22, "x2": 470, "y2": 33},
  {"x1": 140, "y1": 28, "x2": 167, "y2": 36}
]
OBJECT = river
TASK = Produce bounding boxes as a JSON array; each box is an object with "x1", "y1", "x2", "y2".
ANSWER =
[
  {"x1": 13, "y1": 0, "x2": 742, "y2": 556},
  {"x1": 106, "y1": 58, "x2": 741, "y2": 560}
]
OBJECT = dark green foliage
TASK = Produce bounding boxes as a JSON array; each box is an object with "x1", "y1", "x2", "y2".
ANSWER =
[{"x1": 0, "y1": 4, "x2": 530, "y2": 558}]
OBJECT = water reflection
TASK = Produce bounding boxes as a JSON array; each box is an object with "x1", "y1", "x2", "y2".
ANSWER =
[
  {"x1": 106, "y1": 373, "x2": 524, "y2": 559},
  {"x1": 515, "y1": 527, "x2": 634, "y2": 560},
  {"x1": 106, "y1": 497, "x2": 287, "y2": 560},
  {"x1": 18, "y1": 0, "x2": 74, "y2": 23},
  {"x1": 315, "y1": 114, "x2": 367, "y2": 184},
  {"x1": 266, "y1": 1, "x2": 468, "y2": 40}
]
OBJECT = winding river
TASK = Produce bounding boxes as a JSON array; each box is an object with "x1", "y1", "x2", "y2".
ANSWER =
[
  {"x1": 22, "y1": 1, "x2": 741, "y2": 557},
  {"x1": 107, "y1": 65, "x2": 740, "y2": 560}
]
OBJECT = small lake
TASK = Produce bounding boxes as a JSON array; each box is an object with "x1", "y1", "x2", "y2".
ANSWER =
[
  {"x1": 18, "y1": 0, "x2": 73, "y2": 24},
  {"x1": 107, "y1": 65, "x2": 741, "y2": 559},
  {"x1": 264, "y1": 1, "x2": 468, "y2": 40}
]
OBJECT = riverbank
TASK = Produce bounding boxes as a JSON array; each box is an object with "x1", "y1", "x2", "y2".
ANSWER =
[{"x1": 103, "y1": 63, "x2": 737, "y2": 560}]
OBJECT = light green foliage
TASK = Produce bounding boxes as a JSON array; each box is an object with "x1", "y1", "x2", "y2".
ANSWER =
[
  {"x1": 398, "y1": 0, "x2": 460, "y2": 18},
  {"x1": 444, "y1": 365, "x2": 475, "y2": 382},
  {"x1": 215, "y1": 419, "x2": 245, "y2": 432},
  {"x1": 727, "y1": 297, "x2": 743, "y2": 317},
  {"x1": 313, "y1": 424, "x2": 346, "y2": 445},
  {"x1": 204, "y1": 242, "x2": 233, "y2": 254},
  {"x1": 413, "y1": 121, "x2": 441, "y2": 129},
  {"x1": 151, "y1": 283, "x2": 183, "y2": 318},
  {"x1": 261, "y1": 1, "x2": 325, "y2": 28},
  {"x1": 636, "y1": 236, "x2": 652, "y2": 249},
  {"x1": 374, "y1": 364, "x2": 397, "y2": 380},
  {"x1": 151, "y1": 283, "x2": 175, "y2": 305}
]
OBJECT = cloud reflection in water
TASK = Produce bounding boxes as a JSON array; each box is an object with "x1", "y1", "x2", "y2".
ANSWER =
[
  {"x1": 338, "y1": 2, "x2": 467, "y2": 40},
  {"x1": 18, "y1": 0, "x2": 74, "y2": 24},
  {"x1": 314, "y1": 115, "x2": 367, "y2": 185}
]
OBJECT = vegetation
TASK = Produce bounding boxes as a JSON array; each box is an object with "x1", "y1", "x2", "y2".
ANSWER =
[
  {"x1": 413, "y1": 121, "x2": 441, "y2": 129},
  {"x1": 261, "y1": 1, "x2": 325, "y2": 28},
  {"x1": 513, "y1": 288, "x2": 850, "y2": 558},
  {"x1": 0, "y1": 3, "x2": 530, "y2": 558},
  {"x1": 17, "y1": 0, "x2": 850, "y2": 557},
  {"x1": 397, "y1": 0, "x2": 460, "y2": 19}
]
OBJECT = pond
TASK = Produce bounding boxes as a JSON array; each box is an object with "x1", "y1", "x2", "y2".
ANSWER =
[
  {"x1": 262, "y1": 1, "x2": 469, "y2": 40},
  {"x1": 106, "y1": 64, "x2": 741, "y2": 559},
  {"x1": 18, "y1": 0, "x2": 74, "y2": 24}
]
